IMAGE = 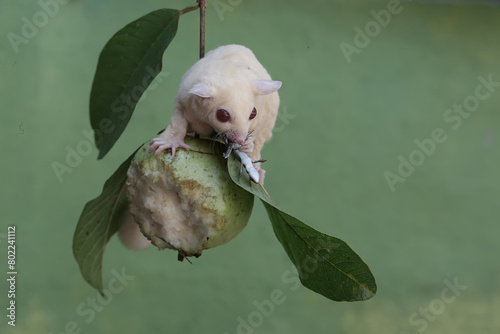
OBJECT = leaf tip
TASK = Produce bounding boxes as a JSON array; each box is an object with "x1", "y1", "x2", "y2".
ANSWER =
[
  {"x1": 357, "y1": 283, "x2": 377, "y2": 301},
  {"x1": 97, "y1": 148, "x2": 107, "y2": 160}
]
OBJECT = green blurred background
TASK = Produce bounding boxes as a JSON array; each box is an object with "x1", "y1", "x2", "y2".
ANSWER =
[{"x1": 1, "y1": 0, "x2": 499, "y2": 333}]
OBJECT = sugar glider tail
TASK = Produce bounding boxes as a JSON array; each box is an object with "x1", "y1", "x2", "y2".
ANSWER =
[{"x1": 118, "y1": 208, "x2": 152, "y2": 250}]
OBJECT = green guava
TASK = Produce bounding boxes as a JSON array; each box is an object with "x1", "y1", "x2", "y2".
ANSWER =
[{"x1": 125, "y1": 136, "x2": 254, "y2": 260}]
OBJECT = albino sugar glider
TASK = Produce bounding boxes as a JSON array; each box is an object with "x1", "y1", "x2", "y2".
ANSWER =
[{"x1": 149, "y1": 44, "x2": 282, "y2": 182}]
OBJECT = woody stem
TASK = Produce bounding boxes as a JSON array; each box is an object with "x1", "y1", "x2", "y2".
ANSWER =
[{"x1": 198, "y1": 0, "x2": 207, "y2": 58}]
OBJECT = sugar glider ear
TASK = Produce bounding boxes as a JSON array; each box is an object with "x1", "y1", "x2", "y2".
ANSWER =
[
  {"x1": 189, "y1": 83, "x2": 212, "y2": 98},
  {"x1": 254, "y1": 79, "x2": 282, "y2": 95}
]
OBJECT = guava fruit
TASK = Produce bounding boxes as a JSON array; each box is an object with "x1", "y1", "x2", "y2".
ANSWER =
[{"x1": 125, "y1": 136, "x2": 254, "y2": 260}]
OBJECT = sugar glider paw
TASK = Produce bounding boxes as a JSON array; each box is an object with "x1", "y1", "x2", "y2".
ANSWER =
[
  {"x1": 255, "y1": 166, "x2": 266, "y2": 185},
  {"x1": 239, "y1": 138, "x2": 254, "y2": 155},
  {"x1": 149, "y1": 136, "x2": 191, "y2": 157}
]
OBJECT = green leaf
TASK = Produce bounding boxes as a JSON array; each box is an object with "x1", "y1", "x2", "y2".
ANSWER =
[
  {"x1": 90, "y1": 9, "x2": 180, "y2": 159},
  {"x1": 72, "y1": 152, "x2": 136, "y2": 293},
  {"x1": 227, "y1": 155, "x2": 377, "y2": 301}
]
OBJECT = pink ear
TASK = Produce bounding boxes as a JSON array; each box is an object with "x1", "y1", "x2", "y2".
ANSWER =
[
  {"x1": 189, "y1": 83, "x2": 212, "y2": 98},
  {"x1": 254, "y1": 80, "x2": 282, "y2": 95}
]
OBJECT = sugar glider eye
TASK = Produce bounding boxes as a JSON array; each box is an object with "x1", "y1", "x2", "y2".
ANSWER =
[
  {"x1": 249, "y1": 107, "x2": 257, "y2": 120},
  {"x1": 216, "y1": 109, "x2": 230, "y2": 122}
]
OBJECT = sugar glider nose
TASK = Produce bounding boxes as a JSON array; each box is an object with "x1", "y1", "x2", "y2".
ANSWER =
[{"x1": 232, "y1": 135, "x2": 246, "y2": 145}]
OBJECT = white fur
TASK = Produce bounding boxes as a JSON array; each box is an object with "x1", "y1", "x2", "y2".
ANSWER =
[
  {"x1": 118, "y1": 209, "x2": 152, "y2": 250},
  {"x1": 150, "y1": 44, "x2": 281, "y2": 180}
]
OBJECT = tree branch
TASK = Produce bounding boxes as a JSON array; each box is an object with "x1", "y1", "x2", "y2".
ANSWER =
[{"x1": 198, "y1": 0, "x2": 207, "y2": 58}]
